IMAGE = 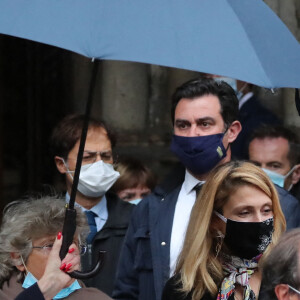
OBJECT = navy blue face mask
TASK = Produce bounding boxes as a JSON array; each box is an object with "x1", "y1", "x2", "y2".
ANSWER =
[{"x1": 170, "y1": 133, "x2": 227, "y2": 175}]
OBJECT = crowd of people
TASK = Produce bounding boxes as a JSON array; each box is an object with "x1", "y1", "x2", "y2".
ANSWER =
[{"x1": 1, "y1": 77, "x2": 300, "y2": 299}]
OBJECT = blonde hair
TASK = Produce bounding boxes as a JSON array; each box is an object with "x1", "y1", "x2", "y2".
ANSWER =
[{"x1": 175, "y1": 161, "x2": 286, "y2": 300}]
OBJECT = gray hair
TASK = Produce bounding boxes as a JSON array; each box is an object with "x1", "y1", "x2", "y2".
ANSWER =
[
  {"x1": 261, "y1": 228, "x2": 300, "y2": 299},
  {"x1": 0, "y1": 196, "x2": 88, "y2": 287}
]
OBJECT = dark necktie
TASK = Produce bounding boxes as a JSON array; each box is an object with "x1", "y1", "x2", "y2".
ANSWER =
[
  {"x1": 194, "y1": 183, "x2": 202, "y2": 198},
  {"x1": 85, "y1": 211, "x2": 98, "y2": 244}
]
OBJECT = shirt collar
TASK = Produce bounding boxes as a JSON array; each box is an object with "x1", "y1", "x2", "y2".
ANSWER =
[
  {"x1": 182, "y1": 170, "x2": 204, "y2": 194},
  {"x1": 239, "y1": 91, "x2": 254, "y2": 109},
  {"x1": 65, "y1": 193, "x2": 108, "y2": 220}
]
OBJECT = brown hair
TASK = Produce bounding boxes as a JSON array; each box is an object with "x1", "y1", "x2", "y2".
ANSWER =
[
  {"x1": 50, "y1": 114, "x2": 116, "y2": 159},
  {"x1": 111, "y1": 157, "x2": 156, "y2": 192}
]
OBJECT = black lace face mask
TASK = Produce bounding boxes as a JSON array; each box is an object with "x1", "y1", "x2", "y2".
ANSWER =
[{"x1": 214, "y1": 211, "x2": 274, "y2": 259}]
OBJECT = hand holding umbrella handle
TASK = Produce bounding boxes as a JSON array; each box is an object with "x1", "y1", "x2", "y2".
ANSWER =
[
  {"x1": 69, "y1": 250, "x2": 106, "y2": 279},
  {"x1": 59, "y1": 207, "x2": 106, "y2": 279}
]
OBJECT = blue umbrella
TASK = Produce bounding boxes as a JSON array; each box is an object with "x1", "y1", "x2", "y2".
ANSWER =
[
  {"x1": 0, "y1": 0, "x2": 300, "y2": 88},
  {"x1": 1, "y1": 0, "x2": 300, "y2": 278}
]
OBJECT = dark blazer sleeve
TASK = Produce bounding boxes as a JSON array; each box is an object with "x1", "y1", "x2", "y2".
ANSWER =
[
  {"x1": 15, "y1": 283, "x2": 45, "y2": 300},
  {"x1": 112, "y1": 201, "x2": 147, "y2": 299},
  {"x1": 276, "y1": 185, "x2": 300, "y2": 229}
]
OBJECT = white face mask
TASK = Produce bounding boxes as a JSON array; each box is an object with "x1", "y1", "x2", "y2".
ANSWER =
[{"x1": 65, "y1": 160, "x2": 120, "y2": 198}]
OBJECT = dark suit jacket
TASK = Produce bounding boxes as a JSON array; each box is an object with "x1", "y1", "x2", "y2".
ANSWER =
[
  {"x1": 113, "y1": 183, "x2": 182, "y2": 300},
  {"x1": 232, "y1": 95, "x2": 281, "y2": 160},
  {"x1": 82, "y1": 192, "x2": 133, "y2": 296}
]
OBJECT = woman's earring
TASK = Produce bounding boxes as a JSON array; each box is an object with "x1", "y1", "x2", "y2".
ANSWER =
[{"x1": 215, "y1": 231, "x2": 224, "y2": 258}]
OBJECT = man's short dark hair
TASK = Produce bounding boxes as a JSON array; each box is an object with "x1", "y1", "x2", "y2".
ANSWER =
[
  {"x1": 261, "y1": 229, "x2": 300, "y2": 299},
  {"x1": 50, "y1": 114, "x2": 116, "y2": 159},
  {"x1": 171, "y1": 77, "x2": 239, "y2": 127},
  {"x1": 249, "y1": 125, "x2": 300, "y2": 166}
]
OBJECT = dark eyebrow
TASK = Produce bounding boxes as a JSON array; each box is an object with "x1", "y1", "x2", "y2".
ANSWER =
[
  {"x1": 83, "y1": 150, "x2": 112, "y2": 154},
  {"x1": 266, "y1": 161, "x2": 282, "y2": 166},
  {"x1": 174, "y1": 119, "x2": 191, "y2": 125},
  {"x1": 195, "y1": 117, "x2": 215, "y2": 123},
  {"x1": 249, "y1": 160, "x2": 262, "y2": 166}
]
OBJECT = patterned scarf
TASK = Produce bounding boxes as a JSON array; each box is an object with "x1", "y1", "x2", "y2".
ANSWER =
[{"x1": 216, "y1": 254, "x2": 261, "y2": 300}]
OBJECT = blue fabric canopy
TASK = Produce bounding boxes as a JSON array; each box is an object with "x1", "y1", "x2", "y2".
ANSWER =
[{"x1": 0, "y1": 0, "x2": 300, "y2": 88}]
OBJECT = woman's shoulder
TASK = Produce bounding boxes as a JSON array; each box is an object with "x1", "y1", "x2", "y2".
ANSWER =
[
  {"x1": 162, "y1": 274, "x2": 215, "y2": 300},
  {"x1": 162, "y1": 274, "x2": 190, "y2": 300},
  {"x1": 66, "y1": 286, "x2": 112, "y2": 300}
]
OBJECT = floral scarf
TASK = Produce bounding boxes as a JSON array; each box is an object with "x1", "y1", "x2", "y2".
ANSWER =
[{"x1": 216, "y1": 254, "x2": 261, "y2": 300}]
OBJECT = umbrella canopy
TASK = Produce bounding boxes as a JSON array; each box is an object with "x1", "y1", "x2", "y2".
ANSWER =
[{"x1": 0, "y1": 0, "x2": 300, "y2": 89}]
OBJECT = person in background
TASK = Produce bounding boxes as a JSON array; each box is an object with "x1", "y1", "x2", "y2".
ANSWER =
[
  {"x1": 261, "y1": 228, "x2": 300, "y2": 300},
  {"x1": 50, "y1": 114, "x2": 133, "y2": 295},
  {"x1": 110, "y1": 157, "x2": 156, "y2": 205},
  {"x1": 230, "y1": 80, "x2": 281, "y2": 160},
  {"x1": 0, "y1": 196, "x2": 111, "y2": 300},
  {"x1": 248, "y1": 124, "x2": 300, "y2": 199},
  {"x1": 162, "y1": 161, "x2": 286, "y2": 300}
]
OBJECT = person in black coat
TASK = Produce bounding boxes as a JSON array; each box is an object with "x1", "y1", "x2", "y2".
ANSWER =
[
  {"x1": 162, "y1": 161, "x2": 286, "y2": 300},
  {"x1": 231, "y1": 81, "x2": 281, "y2": 160},
  {"x1": 50, "y1": 114, "x2": 133, "y2": 296}
]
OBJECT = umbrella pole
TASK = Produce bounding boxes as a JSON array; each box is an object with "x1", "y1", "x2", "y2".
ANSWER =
[{"x1": 59, "y1": 59, "x2": 105, "y2": 279}]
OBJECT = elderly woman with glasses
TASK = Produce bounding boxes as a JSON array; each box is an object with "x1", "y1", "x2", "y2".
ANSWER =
[{"x1": 0, "y1": 196, "x2": 111, "y2": 300}]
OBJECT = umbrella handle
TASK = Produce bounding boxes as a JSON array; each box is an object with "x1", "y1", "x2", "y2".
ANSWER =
[
  {"x1": 59, "y1": 207, "x2": 106, "y2": 279},
  {"x1": 69, "y1": 250, "x2": 106, "y2": 279}
]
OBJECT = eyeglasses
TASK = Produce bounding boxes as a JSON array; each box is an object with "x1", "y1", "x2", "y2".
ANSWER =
[
  {"x1": 32, "y1": 243, "x2": 87, "y2": 256},
  {"x1": 68, "y1": 150, "x2": 113, "y2": 165}
]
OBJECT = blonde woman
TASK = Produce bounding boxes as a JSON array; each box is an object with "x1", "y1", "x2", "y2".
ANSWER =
[{"x1": 162, "y1": 161, "x2": 286, "y2": 300}]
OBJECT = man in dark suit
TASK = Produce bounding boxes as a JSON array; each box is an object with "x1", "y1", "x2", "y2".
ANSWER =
[
  {"x1": 113, "y1": 78, "x2": 299, "y2": 300},
  {"x1": 231, "y1": 81, "x2": 281, "y2": 159},
  {"x1": 50, "y1": 114, "x2": 133, "y2": 296}
]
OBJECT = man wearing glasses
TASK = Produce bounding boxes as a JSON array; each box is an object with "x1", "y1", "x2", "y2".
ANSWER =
[{"x1": 50, "y1": 114, "x2": 133, "y2": 296}]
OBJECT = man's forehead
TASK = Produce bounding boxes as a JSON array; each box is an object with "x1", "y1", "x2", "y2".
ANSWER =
[
  {"x1": 251, "y1": 137, "x2": 289, "y2": 151},
  {"x1": 175, "y1": 95, "x2": 222, "y2": 116},
  {"x1": 249, "y1": 137, "x2": 290, "y2": 162}
]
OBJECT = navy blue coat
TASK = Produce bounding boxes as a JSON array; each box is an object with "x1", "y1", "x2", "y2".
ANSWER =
[
  {"x1": 113, "y1": 181, "x2": 300, "y2": 300},
  {"x1": 113, "y1": 184, "x2": 180, "y2": 300}
]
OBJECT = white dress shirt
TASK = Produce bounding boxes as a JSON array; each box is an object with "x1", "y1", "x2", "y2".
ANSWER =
[
  {"x1": 66, "y1": 193, "x2": 108, "y2": 231},
  {"x1": 169, "y1": 170, "x2": 202, "y2": 276}
]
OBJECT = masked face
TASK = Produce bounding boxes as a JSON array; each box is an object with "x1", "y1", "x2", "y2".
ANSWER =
[
  {"x1": 249, "y1": 137, "x2": 295, "y2": 190},
  {"x1": 56, "y1": 127, "x2": 116, "y2": 198},
  {"x1": 65, "y1": 160, "x2": 120, "y2": 198},
  {"x1": 214, "y1": 184, "x2": 274, "y2": 259},
  {"x1": 173, "y1": 95, "x2": 231, "y2": 176},
  {"x1": 215, "y1": 211, "x2": 274, "y2": 259}
]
